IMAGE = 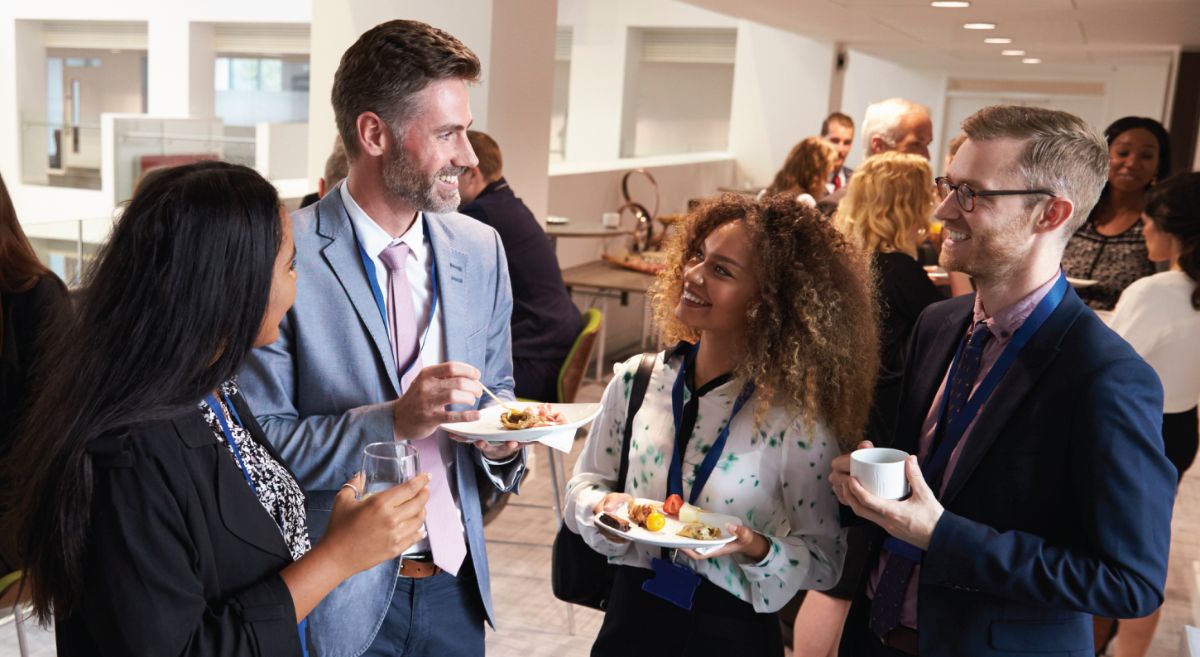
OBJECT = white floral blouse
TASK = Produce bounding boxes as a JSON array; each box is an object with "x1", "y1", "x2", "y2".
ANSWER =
[{"x1": 564, "y1": 350, "x2": 846, "y2": 613}]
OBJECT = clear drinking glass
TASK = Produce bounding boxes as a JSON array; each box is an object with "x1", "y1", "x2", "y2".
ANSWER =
[{"x1": 360, "y1": 442, "x2": 420, "y2": 499}]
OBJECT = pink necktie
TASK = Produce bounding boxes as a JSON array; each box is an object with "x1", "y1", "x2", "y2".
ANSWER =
[{"x1": 378, "y1": 242, "x2": 467, "y2": 576}]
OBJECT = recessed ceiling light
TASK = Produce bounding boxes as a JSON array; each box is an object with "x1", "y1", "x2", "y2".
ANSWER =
[
  {"x1": 1001, "y1": 50, "x2": 1026, "y2": 56},
  {"x1": 963, "y1": 22, "x2": 997, "y2": 30},
  {"x1": 984, "y1": 37, "x2": 1013, "y2": 44},
  {"x1": 931, "y1": 1, "x2": 970, "y2": 7},
  {"x1": 1022, "y1": 58, "x2": 1042, "y2": 64}
]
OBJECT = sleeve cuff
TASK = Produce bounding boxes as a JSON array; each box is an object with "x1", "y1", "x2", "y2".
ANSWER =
[{"x1": 232, "y1": 574, "x2": 302, "y2": 656}]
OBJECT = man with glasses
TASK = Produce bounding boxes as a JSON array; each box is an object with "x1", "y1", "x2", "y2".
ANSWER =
[{"x1": 830, "y1": 105, "x2": 1174, "y2": 656}]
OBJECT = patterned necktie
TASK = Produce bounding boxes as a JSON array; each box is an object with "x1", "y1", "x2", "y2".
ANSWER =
[
  {"x1": 378, "y1": 243, "x2": 467, "y2": 576},
  {"x1": 869, "y1": 320, "x2": 993, "y2": 638}
]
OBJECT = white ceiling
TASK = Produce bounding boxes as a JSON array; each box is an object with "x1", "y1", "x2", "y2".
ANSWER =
[{"x1": 679, "y1": 0, "x2": 1200, "y2": 74}]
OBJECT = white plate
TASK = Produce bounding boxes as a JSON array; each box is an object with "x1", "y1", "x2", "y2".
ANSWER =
[
  {"x1": 440, "y1": 403, "x2": 601, "y2": 443},
  {"x1": 595, "y1": 498, "x2": 741, "y2": 550},
  {"x1": 1066, "y1": 277, "x2": 1099, "y2": 289}
]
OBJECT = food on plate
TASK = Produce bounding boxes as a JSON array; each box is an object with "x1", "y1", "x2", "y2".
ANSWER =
[
  {"x1": 499, "y1": 403, "x2": 566, "y2": 430},
  {"x1": 644, "y1": 512, "x2": 666, "y2": 532},
  {"x1": 627, "y1": 502, "x2": 657, "y2": 528},
  {"x1": 662, "y1": 494, "x2": 683, "y2": 516},
  {"x1": 677, "y1": 522, "x2": 723, "y2": 541},
  {"x1": 597, "y1": 513, "x2": 631, "y2": 533},
  {"x1": 677, "y1": 503, "x2": 702, "y2": 524}
]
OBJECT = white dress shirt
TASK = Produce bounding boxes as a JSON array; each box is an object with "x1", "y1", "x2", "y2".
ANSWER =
[
  {"x1": 340, "y1": 183, "x2": 457, "y2": 555},
  {"x1": 1109, "y1": 270, "x2": 1200, "y2": 413}
]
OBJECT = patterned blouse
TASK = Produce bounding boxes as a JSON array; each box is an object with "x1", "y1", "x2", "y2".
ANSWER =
[
  {"x1": 198, "y1": 379, "x2": 311, "y2": 561},
  {"x1": 564, "y1": 351, "x2": 845, "y2": 613},
  {"x1": 1061, "y1": 218, "x2": 1156, "y2": 311}
]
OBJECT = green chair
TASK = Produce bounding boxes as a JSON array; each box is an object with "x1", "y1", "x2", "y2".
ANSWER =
[
  {"x1": 0, "y1": 570, "x2": 29, "y2": 657},
  {"x1": 545, "y1": 309, "x2": 604, "y2": 523}
]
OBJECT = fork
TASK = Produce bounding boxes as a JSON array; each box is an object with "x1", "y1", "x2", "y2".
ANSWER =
[{"x1": 480, "y1": 382, "x2": 525, "y2": 414}]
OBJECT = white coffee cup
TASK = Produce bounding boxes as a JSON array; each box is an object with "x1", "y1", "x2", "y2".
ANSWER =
[
  {"x1": 850, "y1": 448, "x2": 910, "y2": 500},
  {"x1": 601, "y1": 211, "x2": 620, "y2": 228}
]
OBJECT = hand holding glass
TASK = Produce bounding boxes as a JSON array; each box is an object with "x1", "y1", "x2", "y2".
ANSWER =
[{"x1": 361, "y1": 442, "x2": 421, "y2": 499}]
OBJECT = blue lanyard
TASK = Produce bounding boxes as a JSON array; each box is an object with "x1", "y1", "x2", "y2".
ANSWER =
[
  {"x1": 884, "y1": 273, "x2": 1069, "y2": 564},
  {"x1": 204, "y1": 392, "x2": 257, "y2": 496},
  {"x1": 921, "y1": 273, "x2": 1069, "y2": 487},
  {"x1": 667, "y1": 346, "x2": 755, "y2": 505},
  {"x1": 204, "y1": 391, "x2": 310, "y2": 655},
  {"x1": 353, "y1": 216, "x2": 440, "y2": 378}
]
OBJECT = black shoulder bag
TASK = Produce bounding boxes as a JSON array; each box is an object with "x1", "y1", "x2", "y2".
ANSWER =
[{"x1": 550, "y1": 352, "x2": 656, "y2": 610}]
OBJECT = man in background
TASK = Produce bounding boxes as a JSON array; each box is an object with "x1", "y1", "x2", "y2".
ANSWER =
[
  {"x1": 299, "y1": 136, "x2": 349, "y2": 208},
  {"x1": 821, "y1": 111, "x2": 855, "y2": 193},
  {"x1": 459, "y1": 130, "x2": 583, "y2": 402}
]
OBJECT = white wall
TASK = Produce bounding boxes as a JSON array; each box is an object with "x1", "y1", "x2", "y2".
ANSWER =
[
  {"x1": 840, "y1": 49, "x2": 947, "y2": 171},
  {"x1": 559, "y1": 0, "x2": 736, "y2": 162},
  {"x1": 1104, "y1": 63, "x2": 1173, "y2": 126},
  {"x1": 628, "y1": 61, "x2": 734, "y2": 157},
  {"x1": 728, "y1": 20, "x2": 835, "y2": 187}
]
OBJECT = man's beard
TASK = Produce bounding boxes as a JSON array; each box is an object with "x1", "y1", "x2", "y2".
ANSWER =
[
  {"x1": 939, "y1": 210, "x2": 1035, "y2": 285},
  {"x1": 382, "y1": 143, "x2": 464, "y2": 214}
]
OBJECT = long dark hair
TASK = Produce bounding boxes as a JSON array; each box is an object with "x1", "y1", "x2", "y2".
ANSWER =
[
  {"x1": 1089, "y1": 116, "x2": 1172, "y2": 227},
  {"x1": 0, "y1": 172, "x2": 52, "y2": 295},
  {"x1": 1144, "y1": 172, "x2": 1200, "y2": 309},
  {"x1": 6, "y1": 161, "x2": 282, "y2": 621}
]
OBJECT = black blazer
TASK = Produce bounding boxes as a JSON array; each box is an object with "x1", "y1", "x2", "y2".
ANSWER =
[
  {"x1": 855, "y1": 287, "x2": 1175, "y2": 656},
  {"x1": 56, "y1": 393, "x2": 304, "y2": 657}
]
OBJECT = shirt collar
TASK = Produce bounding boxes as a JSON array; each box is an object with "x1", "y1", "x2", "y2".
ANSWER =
[
  {"x1": 972, "y1": 271, "x2": 1063, "y2": 341},
  {"x1": 340, "y1": 182, "x2": 425, "y2": 259}
]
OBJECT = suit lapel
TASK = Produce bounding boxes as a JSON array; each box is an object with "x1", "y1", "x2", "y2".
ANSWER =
[
  {"x1": 897, "y1": 307, "x2": 970, "y2": 454},
  {"x1": 938, "y1": 292, "x2": 1083, "y2": 505},
  {"x1": 172, "y1": 413, "x2": 291, "y2": 561},
  {"x1": 426, "y1": 214, "x2": 471, "y2": 366},
  {"x1": 315, "y1": 190, "x2": 401, "y2": 395}
]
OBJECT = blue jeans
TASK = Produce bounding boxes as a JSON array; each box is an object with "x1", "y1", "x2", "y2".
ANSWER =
[{"x1": 360, "y1": 564, "x2": 487, "y2": 657}]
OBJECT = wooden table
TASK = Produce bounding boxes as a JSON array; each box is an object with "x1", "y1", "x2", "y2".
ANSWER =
[{"x1": 561, "y1": 260, "x2": 657, "y2": 380}]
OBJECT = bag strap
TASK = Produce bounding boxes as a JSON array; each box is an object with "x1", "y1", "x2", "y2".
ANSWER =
[{"x1": 616, "y1": 353, "x2": 656, "y2": 491}]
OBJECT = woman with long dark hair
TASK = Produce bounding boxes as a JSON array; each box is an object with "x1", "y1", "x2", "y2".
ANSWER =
[
  {"x1": 0, "y1": 172, "x2": 69, "y2": 575},
  {"x1": 1104, "y1": 172, "x2": 1200, "y2": 657},
  {"x1": 563, "y1": 194, "x2": 878, "y2": 657},
  {"x1": 6, "y1": 161, "x2": 430, "y2": 656},
  {"x1": 1062, "y1": 116, "x2": 1171, "y2": 310}
]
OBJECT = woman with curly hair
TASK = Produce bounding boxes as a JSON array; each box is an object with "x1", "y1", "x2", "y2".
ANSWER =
[
  {"x1": 765, "y1": 137, "x2": 840, "y2": 207},
  {"x1": 563, "y1": 194, "x2": 879, "y2": 657}
]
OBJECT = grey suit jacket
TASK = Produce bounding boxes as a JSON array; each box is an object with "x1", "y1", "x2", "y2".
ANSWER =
[{"x1": 240, "y1": 187, "x2": 524, "y2": 657}]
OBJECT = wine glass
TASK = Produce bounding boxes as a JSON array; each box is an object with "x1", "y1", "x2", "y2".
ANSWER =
[{"x1": 360, "y1": 442, "x2": 420, "y2": 499}]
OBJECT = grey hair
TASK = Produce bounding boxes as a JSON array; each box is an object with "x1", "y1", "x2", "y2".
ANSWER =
[
  {"x1": 961, "y1": 105, "x2": 1108, "y2": 237},
  {"x1": 861, "y1": 98, "x2": 929, "y2": 158}
]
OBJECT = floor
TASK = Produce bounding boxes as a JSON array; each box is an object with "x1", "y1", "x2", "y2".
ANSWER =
[{"x1": 3, "y1": 374, "x2": 1199, "y2": 657}]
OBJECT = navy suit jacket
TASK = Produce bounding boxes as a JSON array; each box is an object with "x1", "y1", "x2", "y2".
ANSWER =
[{"x1": 873, "y1": 286, "x2": 1174, "y2": 656}]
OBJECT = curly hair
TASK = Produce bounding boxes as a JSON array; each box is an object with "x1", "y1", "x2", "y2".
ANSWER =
[
  {"x1": 651, "y1": 194, "x2": 880, "y2": 451},
  {"x1": 835, "y1": 152, "x2": 934, "y2": 258},
  {"x1": 767, "y1": 137, "x2": 839, "y2": 199}
]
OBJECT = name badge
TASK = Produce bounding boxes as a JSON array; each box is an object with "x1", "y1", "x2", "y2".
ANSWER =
[{"x1": 642, "y1": 557, "x2": 701, "y2": 610}]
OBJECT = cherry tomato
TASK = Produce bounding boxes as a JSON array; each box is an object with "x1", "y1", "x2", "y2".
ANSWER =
[
  {"x1": 662, "y1": 494, "x2": 683, "y2": 516},
  {"x1": 645, "y1": 512, "x2": 666, "y2": 532}
]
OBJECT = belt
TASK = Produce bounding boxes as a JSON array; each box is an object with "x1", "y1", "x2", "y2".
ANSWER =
[
  {"x1": 399, "y1": 557, "x2": 441, "y2": 579},
  {"x1": 880, "y1": 625, "x2": 919, "y2": 655}
]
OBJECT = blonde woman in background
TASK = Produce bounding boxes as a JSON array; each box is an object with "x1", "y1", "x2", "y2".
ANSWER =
[
  {"x1": 764, "y1": 137, "x2": 839, "y2": 207},
  {"x1": 792, "y1": 152, "x2": 942, "y2": 657}
]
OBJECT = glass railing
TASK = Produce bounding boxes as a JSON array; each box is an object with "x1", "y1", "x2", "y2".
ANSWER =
[
  {"x1": 20, "y1": 120, "x2": 103, "y2": 190},
  {"x1": 114, "y1": 118, "x2": 256, "y2": 202},
  {"x1": 22, "y1": 216, "x2": 116, "y2": 287}
]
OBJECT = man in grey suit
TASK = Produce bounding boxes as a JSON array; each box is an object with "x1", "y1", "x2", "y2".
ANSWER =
[{"x1": 241, "y1": 19, "x2": 525, "y2": 657}]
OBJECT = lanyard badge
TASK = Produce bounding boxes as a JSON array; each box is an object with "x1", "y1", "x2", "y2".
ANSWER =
[{"x1": 642, "y1": 344, "x2": 754, "y2": 610}]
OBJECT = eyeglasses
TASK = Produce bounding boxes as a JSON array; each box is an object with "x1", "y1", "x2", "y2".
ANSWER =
[{"x1": 935, "y1": 176, "x2": 1057, "y2": 212}]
